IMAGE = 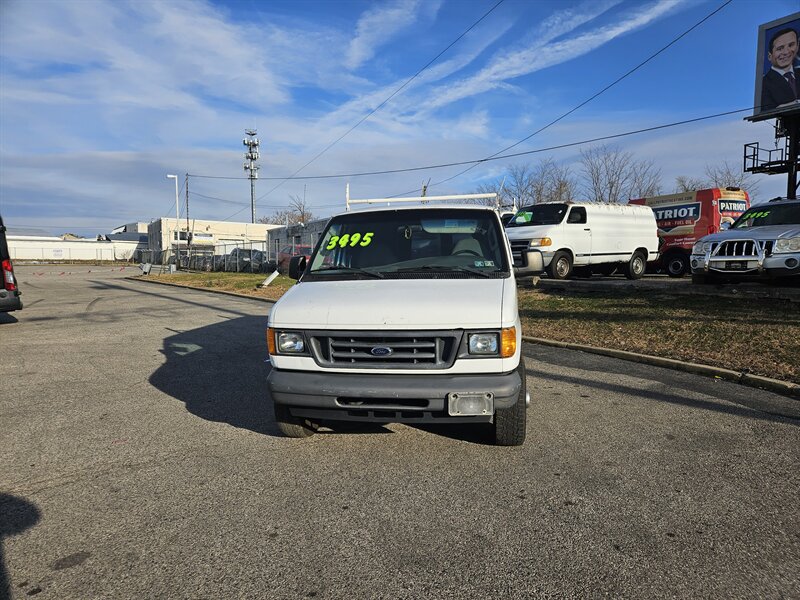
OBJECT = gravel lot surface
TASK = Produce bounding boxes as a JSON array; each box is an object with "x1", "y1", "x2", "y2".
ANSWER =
[{"x1": 1, "y1": 265, "x2": 798, "y2": 599}]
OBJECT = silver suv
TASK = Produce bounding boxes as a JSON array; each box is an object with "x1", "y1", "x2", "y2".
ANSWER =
[{"x1": 690, "y1": 198, "x2": 800, "y2": 284}]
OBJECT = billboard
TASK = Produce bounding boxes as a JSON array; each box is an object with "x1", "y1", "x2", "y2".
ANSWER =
[{"x1": 752, "y1": 12, "x2": 800, "y2": 121}]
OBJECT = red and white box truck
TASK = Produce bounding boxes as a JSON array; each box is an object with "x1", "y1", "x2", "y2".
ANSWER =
[{"x1": 629, "y1": 188, "x2": 750, "y2": 277}]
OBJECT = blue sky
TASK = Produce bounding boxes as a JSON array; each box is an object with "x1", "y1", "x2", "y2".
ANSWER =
[{"x1": 0, "y1": 0, "x2": 798, "y2": 235}]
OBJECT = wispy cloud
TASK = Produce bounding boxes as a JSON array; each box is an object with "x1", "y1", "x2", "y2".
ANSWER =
[
  {"x1": 417, "y1": 0, "x2": 683, "y2": 113},
  {"x1": 345, "y1": 0, "x2": 441, "y2": 70}
]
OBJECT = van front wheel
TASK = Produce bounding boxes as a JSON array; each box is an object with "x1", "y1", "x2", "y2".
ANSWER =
[
  {"x1": 547, "y1": 251, "x2": 573, "y2": 280},
  {"x1": 493, "y1": 362, "x2": 527, "y2": 446},
  {"x1": 274, "y1": 403, "x2": 318, "y2": 438},
  {"x1": 624, "y1": 251, "x2": 646, "y2": 280}
]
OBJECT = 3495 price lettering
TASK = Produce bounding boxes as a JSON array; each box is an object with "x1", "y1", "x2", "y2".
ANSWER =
[{"x1": 326, "y1": 232, "x2": 374, "y2": 250}]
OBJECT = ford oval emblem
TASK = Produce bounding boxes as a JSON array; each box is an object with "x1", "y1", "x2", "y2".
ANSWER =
[{"x1": 370, "y1": 346, "x2": 393, "y2": 357}]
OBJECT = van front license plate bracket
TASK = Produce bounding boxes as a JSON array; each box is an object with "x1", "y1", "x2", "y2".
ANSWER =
[{"x1": 448, "y1": 392, "x2": 494, "y2": 416}]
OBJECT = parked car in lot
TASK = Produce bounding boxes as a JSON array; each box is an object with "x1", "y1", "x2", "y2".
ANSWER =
[
  {"x1": 690, "y1": 197, "x2": 800, "y2": 285},
  {"x1": 0, "y1": 215, "x2": 23, "y2": 313},
  {"x1": 506, "y1": 201, "x2": 659, "y2": 280},
  {"x1": 277, "y1": 245, "x2": 312, "y2": 274},
  {"x1": 226, "y1": 248, "x2": 277, "y2": 273}
]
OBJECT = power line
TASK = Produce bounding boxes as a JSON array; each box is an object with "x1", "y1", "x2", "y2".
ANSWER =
[
  {"x1": 189, "y1": 0, "x2": 733, "y2": 196},
  {"x1": 394, "y1": 0, "x2": 735, "y2": 196},
  {"x1": 252, "y1": 0, "x2": 507, "y2": 205},
  {"x1": 210, "y1": 107, "x2": 762, "y2": 184}
]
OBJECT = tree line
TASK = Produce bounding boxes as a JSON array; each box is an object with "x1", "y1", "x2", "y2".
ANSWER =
[{"x1": 473, "y1": 144, "x2": 760, "y2": 209}]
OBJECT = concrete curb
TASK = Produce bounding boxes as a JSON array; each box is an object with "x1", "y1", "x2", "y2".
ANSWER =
[
  {"x1": 126, "y1": 276, "x2": 798, "y2": 400},
  {"x1": 124, "y1": 276, "x2": 277, "y2": 304},
  {"x1": 523, "y1": 336, "x2": 800, "y2": 400}
]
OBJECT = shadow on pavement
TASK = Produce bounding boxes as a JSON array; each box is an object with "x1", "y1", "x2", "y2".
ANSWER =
[
  {"x1": 524, "y1": 345, "x2": 800, "y2": 424},
  {"x1": 150, "y1": 315, "x2": 282, "y2": 436},
  {"x1": 0, "y1": 313, "x2": 19, "y2": 325},
  {"x1": 0, "y1": 493, "x2": 41, "y2": 598}
]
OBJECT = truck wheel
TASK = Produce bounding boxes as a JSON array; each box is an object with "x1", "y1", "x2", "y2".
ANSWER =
[
  {"x1": 623, "y1": 251, "x2": 646, "y2": 280},
  {"x1": 274, "y1": 403, "x2": 318, "y2": 438},
  {"x1": 493, "y1": 362, "x2": 527, "y2": 446},
  {"x1": 547, "y1": 251, "x2": 572, "y2": 280},
  {"x1": 665, "y1": 253, "x2": 688, "y2": 278}
]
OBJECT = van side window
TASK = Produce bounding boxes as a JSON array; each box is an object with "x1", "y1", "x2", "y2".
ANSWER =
[{"x1": 567, "y1": 207, "x2": 587, "y2": 224}]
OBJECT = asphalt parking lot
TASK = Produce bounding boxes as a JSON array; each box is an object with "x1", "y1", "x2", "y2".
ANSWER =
[{"x1": 1, "y1": 265, "x2": 799, "y2": 599}]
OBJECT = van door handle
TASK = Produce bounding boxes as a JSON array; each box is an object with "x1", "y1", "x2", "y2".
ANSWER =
[{"x1": 584, "y1": 228, "x2": 591, "y2": 231}]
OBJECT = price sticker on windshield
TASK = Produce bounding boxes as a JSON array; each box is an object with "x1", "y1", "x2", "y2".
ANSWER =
[
  {"x1": 748, "y1": 211, "x2": 770, "y2": 219},
  {"x1": 325, "y1": 232, "x2": 374, "y2": 250}
]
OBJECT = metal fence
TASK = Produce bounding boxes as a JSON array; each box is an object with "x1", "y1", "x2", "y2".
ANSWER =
[{"x1": 139, "y1": 234, "x2": 320, "y2": 274}]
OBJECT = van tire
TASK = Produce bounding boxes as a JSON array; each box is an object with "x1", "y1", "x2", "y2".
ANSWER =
[
  {"x1": 624, "y1": 251, "x2": 646, "y2": 280},
  {"x1": 274, "y1": 403, "x2": 318, "y2": 438},
  {"x1": 547, "y1": 251, "x2": 573, "y2": 280},
  {"x1": 665, "y1": 253, "x2": 688, "y2": 278},
  {"x1": 493, "y1": 362, "x2": 527, "y2": 446}
]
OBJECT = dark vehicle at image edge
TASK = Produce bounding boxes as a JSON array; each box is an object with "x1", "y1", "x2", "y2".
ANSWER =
[
  {"x1": 0, "y1": 215, "x2": 23, "y2": 313},
  {"x1": 690, "y1": 198, "x2": 800, "y2": 284}
]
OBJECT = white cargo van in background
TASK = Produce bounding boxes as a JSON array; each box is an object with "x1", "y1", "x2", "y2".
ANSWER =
[{"x1": 506, "y1": 202, "x2": 659, "y2": 279}]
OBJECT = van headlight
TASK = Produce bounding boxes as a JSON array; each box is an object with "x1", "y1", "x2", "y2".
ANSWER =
[
  {"x1": 529, "y1": 238, "x2": 552, "y2": 248},
  {"x1": 692, "y1": 241, "x2": 712, "y2": 254},
  {"x1": 775, "y1": 237, "x2": 800, "y2": 253},
  {"x1": 277, "y1": 331, "x2": 305, "y2": 353},
  {"x1": 468, "y1": 333, "x2": 498, "y2": 355}
]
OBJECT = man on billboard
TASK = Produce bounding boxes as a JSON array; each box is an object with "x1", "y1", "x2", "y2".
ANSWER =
[{"x1": 760, "y1": 27, "x2": 800, "y2": 112}]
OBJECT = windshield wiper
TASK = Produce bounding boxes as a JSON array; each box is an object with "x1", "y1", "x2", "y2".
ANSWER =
[
  {"x1": 312, "y1": 265, "x2": 384, "y2": 278},
  {"x1": 396, "y1": 265, "x2": 493, "y2": 278}
]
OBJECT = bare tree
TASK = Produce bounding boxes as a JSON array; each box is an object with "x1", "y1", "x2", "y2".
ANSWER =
[
  {"x1": 474, "y1": 180, "x2": 512, "y2": 208},
  {"x1": 543, "y1": 159, "x2": 577, "y2": 204},
  {"x1": 259, "y1": 194, "x2": 316, "y2": 226},
  {"x1": 704, "y1": 160, "x2": 760, "y2": 199},
  {"x1": 673, "y1": 175, "x2": 709, "y2": 193},
  {"x1": 579, "y1": 144, "x2": 662, "y2": 203}
]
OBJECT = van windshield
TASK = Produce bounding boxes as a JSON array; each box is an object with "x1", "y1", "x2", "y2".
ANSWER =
[
  {"x1": 506, "y1": 203, "x2": 568, "y2": 227},
  {"x1": 306, "y1": 208, "x2": 509, "y2": 280},
  {"x1": 731, "y1": 203, "x2": 800, "y2": 229}
]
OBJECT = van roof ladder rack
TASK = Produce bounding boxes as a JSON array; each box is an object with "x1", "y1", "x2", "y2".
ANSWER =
[{"x1": 345, "y1": 183, "x2": 498, "y2": 211}]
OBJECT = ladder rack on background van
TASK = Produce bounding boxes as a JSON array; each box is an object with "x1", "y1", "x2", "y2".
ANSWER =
[{"x1": 345, "y1": 183, "x2": 498, "y2": 211}]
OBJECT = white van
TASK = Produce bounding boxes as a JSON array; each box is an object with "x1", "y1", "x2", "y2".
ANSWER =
[
  {"x1": 506, "y1": 202, "x2": 659, "y2": 279},
  {"x1": 266, "y1": 198, "x2": 528, "y2": 446}
]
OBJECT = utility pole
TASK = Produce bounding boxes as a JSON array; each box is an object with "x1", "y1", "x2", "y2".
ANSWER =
[
  {"x1": 243, "y1": 130, "x2": 260, "y2": 223},
  {"x1": 185, "y1": 173, "x2": 191, "y2": 256},
  {"x1": 166, "y1": 174, "x2": 179, "y2": 269}
]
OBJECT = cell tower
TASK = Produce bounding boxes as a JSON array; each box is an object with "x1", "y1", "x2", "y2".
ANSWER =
[{"x1": 243, "y1": 129, "x2": 260, "y2": 223}]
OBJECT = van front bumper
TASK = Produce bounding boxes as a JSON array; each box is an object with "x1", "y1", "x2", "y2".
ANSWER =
[
  {"x1": 513, "y1": 249, "x2": 551, "y2": 276},
  {"x1": 267, "y1": 368, "x2": 523, "y2": 423}
]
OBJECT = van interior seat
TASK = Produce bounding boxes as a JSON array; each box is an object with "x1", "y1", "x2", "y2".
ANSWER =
[{"x1": 451, "y1": 237, "x2": 483, "y2": 257}]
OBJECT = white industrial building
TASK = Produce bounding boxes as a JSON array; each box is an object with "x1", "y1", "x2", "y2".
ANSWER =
[{"x1": 146, "y1": 218, "x2": 281, "y2": 254}]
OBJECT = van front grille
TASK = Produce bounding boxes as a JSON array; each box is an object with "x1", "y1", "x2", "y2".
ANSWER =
[{"x1": 308, "y1": 330, "x2": 461, "y2": 369}]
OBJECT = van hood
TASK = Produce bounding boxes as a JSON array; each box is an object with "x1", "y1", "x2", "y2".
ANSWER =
[
  {"x1": 269, "y1": 278, "x2": 507, "y2": 329},
  {"x1": 505, "y1": 225, "x2": 555, "y2": 241}
]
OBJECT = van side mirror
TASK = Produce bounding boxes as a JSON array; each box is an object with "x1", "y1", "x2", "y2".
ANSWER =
[{"x1": 288, "y1": 255, "x2": 307, "y2": 280}]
